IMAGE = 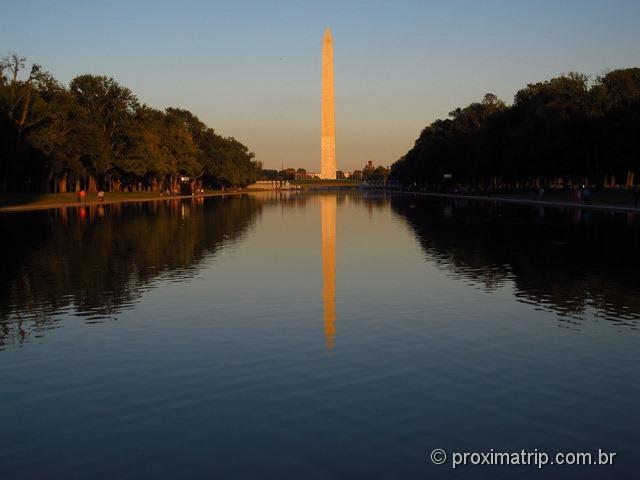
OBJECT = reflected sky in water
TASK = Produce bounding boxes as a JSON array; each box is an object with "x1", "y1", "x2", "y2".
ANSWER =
[{"x1": 1, "y1": 193, "x2": 639, "y2": 479}]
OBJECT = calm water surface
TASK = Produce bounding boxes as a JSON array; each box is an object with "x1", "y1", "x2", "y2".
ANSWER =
[{"x1": 1, "y1": 193, "x2": 639, "y2": 479}]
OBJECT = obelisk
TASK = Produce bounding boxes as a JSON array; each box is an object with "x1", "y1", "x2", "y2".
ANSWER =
[{"x1": 321, "y1": 28, "x2": 336, "y2": 179}]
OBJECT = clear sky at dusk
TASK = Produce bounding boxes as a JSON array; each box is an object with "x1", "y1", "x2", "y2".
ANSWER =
[{"x1": 2, "y1": 0, "x2": 639, "y2": 171}]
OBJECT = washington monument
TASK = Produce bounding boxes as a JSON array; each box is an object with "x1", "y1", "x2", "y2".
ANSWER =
[{"x1": 321, "y1": 28, "x2": 336, "y2": 179}]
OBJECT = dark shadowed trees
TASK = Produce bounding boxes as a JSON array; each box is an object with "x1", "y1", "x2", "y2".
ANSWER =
[
  {"x1": 391, "y1": 69, "x2": 640, "y2": 190},
  {"x1": 0, "y1": 54, "x2": 260, "y2": 193}
]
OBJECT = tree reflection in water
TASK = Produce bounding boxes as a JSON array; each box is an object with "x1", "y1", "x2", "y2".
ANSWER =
[
  {"x1": 3, "y1": 192, "x2": 638, "y2": 349},
  {"x1": 0, "y1": 195, "x2": 264, "y2": 347},
  {"x1": 392, "y1": 195, "x2": 640, "y2": 328}
]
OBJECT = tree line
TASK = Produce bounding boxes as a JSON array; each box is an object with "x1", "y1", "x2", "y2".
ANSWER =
[
  {"x1": 391, "y1": 68, "x2": 640, "y2": 189},
  {"x1": 0, "y1": 53, "x2": 261, "y2": 194}
]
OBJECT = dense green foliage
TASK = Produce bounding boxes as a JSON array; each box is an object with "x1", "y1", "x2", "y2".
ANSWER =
[
  {"x1": 0, "y1": 54, "x2": 260, "y2": 193},
  {"x1": 391, "y1": 69, "x2": 640, "y2": 188}
]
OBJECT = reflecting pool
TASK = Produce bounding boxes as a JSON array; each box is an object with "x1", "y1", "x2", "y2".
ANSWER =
[{"x1": 1, "y1": 193, "x2": 639, "y2": 479}]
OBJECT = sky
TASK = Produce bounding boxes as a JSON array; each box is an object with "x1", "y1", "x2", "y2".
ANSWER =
[{"x1": 1, "y1": 0, "x2": 639, "y2": 171}]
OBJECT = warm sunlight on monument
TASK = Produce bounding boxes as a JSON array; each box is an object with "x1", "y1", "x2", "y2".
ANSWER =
[{"x1": 321, "y1": 28, "x2": 336, "y2": 179}]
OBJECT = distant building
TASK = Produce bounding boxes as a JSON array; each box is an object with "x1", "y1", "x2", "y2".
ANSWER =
[
  {"x1": 336, "y1": 170, "x2": 345, "y2": 179},
  {"x1": 352, "y1": 170, "x2": 363, "y2": 181},
  {"x1": 282, "y1": 168, "x2": 296, "y2": 180}
]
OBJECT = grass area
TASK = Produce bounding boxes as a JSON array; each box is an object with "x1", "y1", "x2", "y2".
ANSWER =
[
  {"x1": 494, "y1": 189, "x2": 639, "y2": 208},
  {"x1": 0, "y1": 190, "x2": 230, "y2": 211},
  {"x1": 0, "y1": 191, "x2": 167, "y2": 208},
  {"x1": 409, "y1": 188, "x2": 640, "y2": 210}
]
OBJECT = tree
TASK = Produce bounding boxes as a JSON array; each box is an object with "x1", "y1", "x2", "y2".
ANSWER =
[
  {"x1": 391, "y1": 70, "x2": 640, "y2": 190},
  {"x1": 0, "y1": 53, "x2": 261, "y2": 193}
]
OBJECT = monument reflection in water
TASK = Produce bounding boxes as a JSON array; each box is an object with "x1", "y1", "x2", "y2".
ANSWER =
[{"x1": 321, "y1": 195, "x2": 337, "y2": 348}]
